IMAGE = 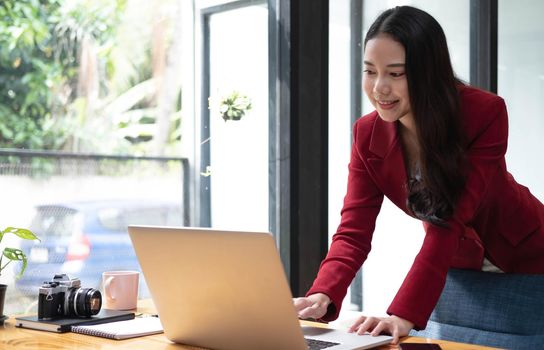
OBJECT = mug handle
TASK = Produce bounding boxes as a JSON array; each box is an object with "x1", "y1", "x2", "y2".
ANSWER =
[{"x1": 104, "y1": 276, "x2": 116, "y2": 301}]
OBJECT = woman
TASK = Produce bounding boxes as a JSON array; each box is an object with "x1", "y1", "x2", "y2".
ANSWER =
[{"x1": 294, "y1": 5, "x2": 544, "y2": 344}]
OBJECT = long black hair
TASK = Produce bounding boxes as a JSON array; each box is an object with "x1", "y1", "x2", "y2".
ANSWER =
[{"x1": 364, "y1": 6, "x2": 466, "y2": 225}]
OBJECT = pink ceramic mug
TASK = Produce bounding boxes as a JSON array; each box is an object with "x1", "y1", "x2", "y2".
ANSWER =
[{"x1": 102, "y1": 271, "x2": 139, "y2": 310}]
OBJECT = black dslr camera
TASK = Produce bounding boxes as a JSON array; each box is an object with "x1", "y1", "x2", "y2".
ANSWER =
[{"x1": 38, "y1": 274, "x2": 102, "y2": 320}]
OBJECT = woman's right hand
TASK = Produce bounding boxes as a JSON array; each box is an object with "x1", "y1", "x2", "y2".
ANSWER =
[{"x1": 293, "y1": 293, "x2": 331, "y2": 320}]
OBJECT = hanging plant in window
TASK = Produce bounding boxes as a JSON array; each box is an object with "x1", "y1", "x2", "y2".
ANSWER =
[{"x1": 217, "y1": 91, "x2": 252, "y2": 121}]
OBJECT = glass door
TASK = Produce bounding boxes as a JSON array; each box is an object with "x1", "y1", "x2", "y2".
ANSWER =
[{"x1": 199, "y1": 1, "x2": 270, "y2": 232}]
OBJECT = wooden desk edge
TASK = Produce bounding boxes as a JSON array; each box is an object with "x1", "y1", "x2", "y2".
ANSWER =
[{"x1": 1, "y1": 299, "x2": 501, "y2": 350}]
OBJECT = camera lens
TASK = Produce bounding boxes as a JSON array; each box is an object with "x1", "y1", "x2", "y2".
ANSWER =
[{"x1": 66, "y1": 288, "x2": 102, "y2": 317}]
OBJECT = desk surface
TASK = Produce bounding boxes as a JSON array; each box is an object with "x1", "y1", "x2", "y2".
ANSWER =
[{"x1": 1, "y1": 300, "x2": 500, "y2": 350}]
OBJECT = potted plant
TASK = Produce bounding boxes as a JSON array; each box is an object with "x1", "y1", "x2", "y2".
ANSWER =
[
  {"x1": 217, "y1": 91, "x2": 252, "y2": 121},
  {"x1": 0, "y1": 227, "x2": 40, "y2": 324}
]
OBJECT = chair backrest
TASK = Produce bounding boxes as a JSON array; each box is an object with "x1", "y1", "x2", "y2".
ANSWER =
[{"x1": 410, "y1": 268, "x2": 544, "y2": 350}]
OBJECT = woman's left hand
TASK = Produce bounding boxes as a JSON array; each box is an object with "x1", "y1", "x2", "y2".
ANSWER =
[{"x1": 348, "y1": 314, "x2": 414, "y2": 344}]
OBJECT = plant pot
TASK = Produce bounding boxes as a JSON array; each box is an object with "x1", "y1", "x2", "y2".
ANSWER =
[
  {"x1": 221, "y1": 113, "x2": 244, "y2": 121},
  {"x1": 0, "y1": 284, "x2": 6, "y2": 325}
]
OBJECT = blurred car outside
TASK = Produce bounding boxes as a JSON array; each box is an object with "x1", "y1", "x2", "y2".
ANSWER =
[{"x1": 16, "y1": 199, "x2": 184, "y2": 298}]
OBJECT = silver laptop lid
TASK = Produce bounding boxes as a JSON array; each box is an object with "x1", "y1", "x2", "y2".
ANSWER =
[{"x1": 128, "y1": 226, "x2": 308, "y2": 350}]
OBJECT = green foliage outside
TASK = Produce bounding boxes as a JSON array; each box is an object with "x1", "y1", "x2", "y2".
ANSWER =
[
  {"x1": 0, "y1": 0, "x2": 123, "y2": 149},
  {"x1": 0, "y1": 0, "x2": 182, "y2": 155}
]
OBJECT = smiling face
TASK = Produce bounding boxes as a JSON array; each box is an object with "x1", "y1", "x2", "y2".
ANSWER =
[{"x1": 363, "y1": 34, "x2": 414, "y2": 129}]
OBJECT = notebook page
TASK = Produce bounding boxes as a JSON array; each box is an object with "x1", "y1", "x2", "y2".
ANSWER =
[{"x1": 71, "y1": 316, "x2": 163, "y2": 340}]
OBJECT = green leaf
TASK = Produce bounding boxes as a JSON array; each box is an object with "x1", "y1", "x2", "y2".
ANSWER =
[
  {"x1": 1, "y1": 227, "x2": 40, "y2": 242},
  {"x1": 3, "y1": 248, "x2": 28, "y2": 279},
  {"x1": 3, "y1": 247, "x2": 24, "y2": 261}
]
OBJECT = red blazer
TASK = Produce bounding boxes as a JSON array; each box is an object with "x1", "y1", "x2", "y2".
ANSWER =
[{"x1": 307, "y1": 85, "x2": 544, "y2": 330}]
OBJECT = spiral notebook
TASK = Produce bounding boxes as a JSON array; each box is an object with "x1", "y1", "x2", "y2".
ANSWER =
[{"x1": 71, "y1": 316, "x2": 163, "y2": 340}]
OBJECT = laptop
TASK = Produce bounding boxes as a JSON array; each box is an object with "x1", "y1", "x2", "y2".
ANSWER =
[{"x1": 128, "y1": 225, "x2": 393, "y2": 350}]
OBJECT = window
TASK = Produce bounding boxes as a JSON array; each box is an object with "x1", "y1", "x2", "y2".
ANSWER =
[
  {"x1": 3, "y1": 0, "x2": 276, "y2": 316},
  {"x1": 197, "y1": 1, "x2": 270, "y2": 232},
  {"x1": 1, "y1": 0, "x2": 186, "y2": 315},
  {"x1": 498, "y1": 0, "x2": 544, "y2": 201}
]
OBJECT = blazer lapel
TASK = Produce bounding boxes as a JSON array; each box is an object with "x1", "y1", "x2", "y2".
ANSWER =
[{"x1": 367, "y1": 117, "x2": 409, "y2": 211}]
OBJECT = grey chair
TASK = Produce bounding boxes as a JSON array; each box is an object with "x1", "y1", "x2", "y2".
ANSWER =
[{"x1": 410, "y1": 268, "x2": 544, "y2": 350}]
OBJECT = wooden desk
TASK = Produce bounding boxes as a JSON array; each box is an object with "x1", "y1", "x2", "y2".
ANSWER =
[{"x1": 1, "y1": 300, "x2": 500, "y2": 350}]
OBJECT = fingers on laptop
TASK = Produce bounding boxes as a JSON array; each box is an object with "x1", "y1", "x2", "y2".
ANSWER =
[{"x1": 348, "y1": 315, "x2": 401, "y2": 344}]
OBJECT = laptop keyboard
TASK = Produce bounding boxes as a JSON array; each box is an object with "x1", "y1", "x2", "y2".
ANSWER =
[{"x1": 305, "y1": 338, "x2": 340, "y2": 350}]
